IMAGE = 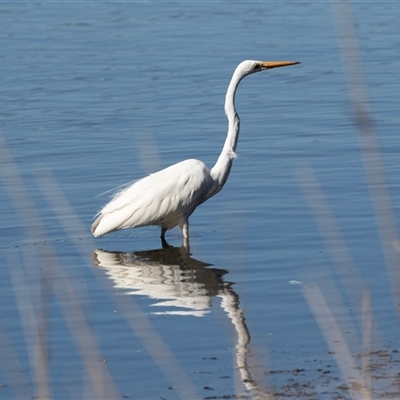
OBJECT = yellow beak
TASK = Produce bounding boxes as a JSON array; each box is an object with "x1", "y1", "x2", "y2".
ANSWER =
[{"x1": 260, "y1": 61, "x2": 300, "y2": 69}]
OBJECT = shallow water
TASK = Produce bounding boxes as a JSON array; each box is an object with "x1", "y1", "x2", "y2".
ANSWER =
[{"x1": 1, "y1": 2, "x2": 400, "y2": 399}]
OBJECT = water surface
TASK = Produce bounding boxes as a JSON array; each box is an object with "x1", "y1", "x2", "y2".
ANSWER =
[{"x1": 1, "y1": 2, "x2": 400, "y2": 399}]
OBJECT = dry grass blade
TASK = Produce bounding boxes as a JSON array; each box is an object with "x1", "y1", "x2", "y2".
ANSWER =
[
  {"x1": 0, "y1": 132, "x2": 121, "y2": 399},
  {"x1": 296, "y1": 164, "x2": 361, "y2": 311},
  {"x1": 332, "y1": 0, "x2": 400, "y2": 317},
  {"x1": 304, "y1": 283, "x2": 371, "y2": 400}
]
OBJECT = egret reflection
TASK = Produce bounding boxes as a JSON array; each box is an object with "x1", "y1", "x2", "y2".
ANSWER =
[
  {"x1": 92, "y1": 246, "x2": 228, "y2": 317},
  {"x1": 92, "y1": 246, "x2": 263, "y2": 395}
]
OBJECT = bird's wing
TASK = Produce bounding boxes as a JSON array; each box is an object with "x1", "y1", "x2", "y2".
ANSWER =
[{"x1": 91, "y1": 159, "x2": 213, "y2": 236}]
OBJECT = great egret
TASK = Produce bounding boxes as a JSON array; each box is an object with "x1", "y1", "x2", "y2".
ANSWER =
[{"x1": 91, "y1": 60, "x2": 299, "y2": 240}]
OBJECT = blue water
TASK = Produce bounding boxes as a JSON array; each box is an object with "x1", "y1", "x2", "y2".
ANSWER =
[{"x1": 1, "y1": 2, "x2": 400, "y2": 399}]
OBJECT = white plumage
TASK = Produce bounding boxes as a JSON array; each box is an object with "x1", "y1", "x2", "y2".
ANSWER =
[
  {"x1": 92, "y1": 159, "x2": 212, "y2": 237},
  {"x1": 91, "y1": 60, "x2": 299, "y2": 240}
]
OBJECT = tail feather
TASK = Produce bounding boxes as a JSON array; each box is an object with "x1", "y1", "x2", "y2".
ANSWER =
[
  {"x1": 91, "y1": 206, "x2": 137, "y2": 237},
  {"x1": 91, "y1": 215, "x2": 103, "y2": 237}
]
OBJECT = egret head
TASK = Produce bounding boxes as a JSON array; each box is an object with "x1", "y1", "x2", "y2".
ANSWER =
[{"x1": 237, "y1": 60, "x2": 300, "y2": 77}]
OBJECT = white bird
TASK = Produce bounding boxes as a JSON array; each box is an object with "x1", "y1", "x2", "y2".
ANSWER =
[{"x1": 91, "y1": 60, "x2": 299, "y2": 241}]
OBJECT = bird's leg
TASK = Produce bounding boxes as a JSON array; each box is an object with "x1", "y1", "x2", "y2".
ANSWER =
[
  {"x1": 180, "y1": 220, "x2": 190, "y2": 252},
  {"x1": 180, "y1": 219, "x2": 189, "y2": 238},
  {"x1": 182, "y1": 236, "x2": 190, "y2": 252},
  {"x1": 161, "y1": 236, "x2": 171, "y2": 249},
  {"x1": 160, "y1": 227, "x2": 170, "y2": 248}
]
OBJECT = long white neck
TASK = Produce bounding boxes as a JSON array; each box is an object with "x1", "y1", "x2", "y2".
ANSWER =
[{"x1": 209, "y1": 68, "x2": 245, "y2": 194}]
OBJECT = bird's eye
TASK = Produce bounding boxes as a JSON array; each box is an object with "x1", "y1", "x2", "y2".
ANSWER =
[{"x1": 253, "y1": 63, "x2": 260, "y2": 70}]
